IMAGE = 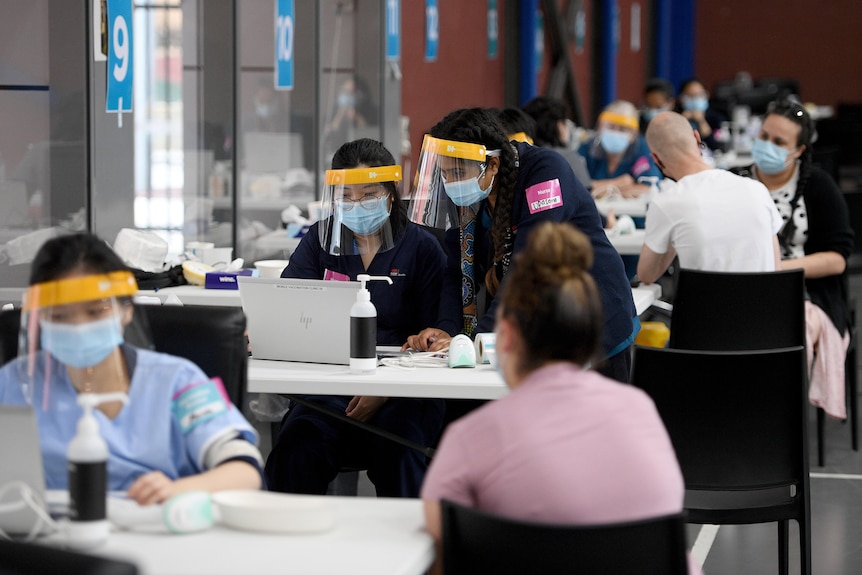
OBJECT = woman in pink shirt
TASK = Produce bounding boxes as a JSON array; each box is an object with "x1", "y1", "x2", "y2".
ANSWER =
[{"x1": 422, "y1": 221, "x2": 689, "y2": 571}]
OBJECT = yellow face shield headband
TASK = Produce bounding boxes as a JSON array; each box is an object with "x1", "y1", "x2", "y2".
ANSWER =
[
  {"x1": 420, "y1": 135, "x2": 492, "y2": 162},
  {"x1": 23, "y1": 271, "x2": 138, "y2": 312},
  {"x1": 508, "y1": 132, "x2": 534, "y2": 144},
  {"x1": 598, "y1": 111, "x2": 639, "y2": 131},
  {"x1": 324, "y1": 165, "x2": 402, "y2": 186}
]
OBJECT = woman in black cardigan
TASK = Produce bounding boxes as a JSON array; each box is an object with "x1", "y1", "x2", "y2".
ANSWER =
[{"x1": 734, "y1": 98, "x2": 854, "y2": 417}]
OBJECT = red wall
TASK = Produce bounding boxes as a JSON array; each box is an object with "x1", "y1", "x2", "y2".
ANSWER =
[
  {"x1": 401, "y1": 1, "x2": 507, "y2": 168},
  {"x1": 695, "y1": 0, "x2": 862, "y2": 107},
  {"x1": 615, "y1": 0, "x2": 650, "y2": 112}
]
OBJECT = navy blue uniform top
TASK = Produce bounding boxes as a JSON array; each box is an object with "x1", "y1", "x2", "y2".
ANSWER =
[
  {"x1": 578, "y1": 135, "x2": 662, "y2": 182},
  {"x1": 282, "y1": 221, "x2": 446, "y2": 346},
  {"x1": 438, "y1": 142, "x2": 637, "y2": 356}
]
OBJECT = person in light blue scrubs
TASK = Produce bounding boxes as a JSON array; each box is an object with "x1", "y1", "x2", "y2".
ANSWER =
[{"x1": 0, "y1": 233, "x2": 262, "y2": 506}]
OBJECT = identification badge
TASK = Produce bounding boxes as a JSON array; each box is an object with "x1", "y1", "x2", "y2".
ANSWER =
[
  {"x1": 172, "y1": 378, "x2": 229, "y2": 433},
  {"x1": 526, "y1": 178, "x2": 564, "y2": 214}
]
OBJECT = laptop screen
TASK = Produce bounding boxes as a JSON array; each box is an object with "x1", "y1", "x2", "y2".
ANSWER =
[{"x1": 0, "y1": 405, "x2": 50, "y2": 536}]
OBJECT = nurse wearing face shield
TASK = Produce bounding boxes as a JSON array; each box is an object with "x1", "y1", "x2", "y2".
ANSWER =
[
  {"x1": 0, "y1": 233, "x2": 263, "y2": 506},
  {"x1": 404, "y1": 108, "x2": 638, "y2": 384},
  {"x1": 265, "y1": 138, "x2": 446, "y2": 498},
  {"x1": 578, "y1": 100, "x2": 662, "y2": 199}
]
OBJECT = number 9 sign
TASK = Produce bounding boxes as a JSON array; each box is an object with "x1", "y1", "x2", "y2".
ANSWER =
[{"x1": 106, "y1": 0, "x2": 133, "y2": 114}]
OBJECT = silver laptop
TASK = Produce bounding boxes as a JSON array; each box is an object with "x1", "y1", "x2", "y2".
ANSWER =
[
  {"x1": 238, "y1": 276, "x2": 359, "y2": 364},
  {"x1": 0, "y1": 405, "x2": 50, "y2": 537}
]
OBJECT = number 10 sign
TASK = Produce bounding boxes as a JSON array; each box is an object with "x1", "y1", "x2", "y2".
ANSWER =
[{"x1": 106, "y1": 0, "x2": 133, "y2": 118}]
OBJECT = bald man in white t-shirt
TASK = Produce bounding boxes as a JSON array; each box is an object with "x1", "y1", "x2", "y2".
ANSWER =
[{"x1": 637, "y1": 111, "x2": 783, "y2": 284}]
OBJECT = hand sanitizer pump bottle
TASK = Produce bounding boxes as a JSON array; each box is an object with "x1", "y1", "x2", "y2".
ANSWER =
[
  {"x1": 350, "y1": 274, "x2": 393, "y2": 374},
  {"x1": 66, "y1": 392, "x2": 127, "y2": 548}
]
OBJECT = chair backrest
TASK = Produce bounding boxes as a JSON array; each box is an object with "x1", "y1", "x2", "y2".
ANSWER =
[
  {"x1": 630, "y1": 345, "x2": 809, "y2": 491},
  {"x1": 0, "y1": 308, "x2": 20, "y2": 367},
  {"x1": 669, "y1": 268, "x2": 805, "y2": 350},
  {"x1": 133, "y1": 304, "x2": 248, "y2": 410},
  {"x1": 0, "y1": 539, "x2": 138, "y2": 574},
  {"x1": 0, "y1": 305, "x2": 248, "y2": 410},
  {"x1": 441, "y1": 500, "x2": 688, "y2": 575}
]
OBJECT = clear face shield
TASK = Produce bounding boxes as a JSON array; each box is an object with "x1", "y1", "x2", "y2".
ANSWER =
[
  {"x1": 318, "y1": 165, "x2": 401, "y2": 256},
  {"x1": 17, "y1": 271, "x2": 138, "y2": 411},
  {"x1": 407, "y1": 135, "x2": 500, "y2": 231}
]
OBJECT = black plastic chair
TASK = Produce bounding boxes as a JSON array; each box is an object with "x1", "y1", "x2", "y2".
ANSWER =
[
  {"x1": 668, "y1": 267, "x2": 856, "y2": 466},
  {"x1": 0, "y1": 539, "x2": 138, "y2": 574},
  {"x1": 630, "y1": 345, "x2": 811, "y2": 575},
  {"x1": 132, "y1": 304, "x2": 248, "y2": 410},
  {"x1": 441, "y1": 499, "x2": 688, "y2": 575},
  {"x1": 668, "y1": 268, "x2": 806, "y2": 351}
]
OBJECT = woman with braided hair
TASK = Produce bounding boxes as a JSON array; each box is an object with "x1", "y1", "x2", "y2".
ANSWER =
[
  {"x1": 734, "y1": 98, "x2": 854, "y2": 418},
  {"x1": 405, "y1": 107, "x2": 637, "y2": 382}
]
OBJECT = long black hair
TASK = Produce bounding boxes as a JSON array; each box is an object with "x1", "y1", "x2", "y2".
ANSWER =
[
  {"x1": 429, "y1": 108, "x2": 520, "y2": 296},
  {"x1": 30, "y1": 233, "x2": 128, "y2": 285},
  {"x1": 765, "y1": 98, "x2": 814, "y2": 256},
  {"x1": 331, "y1": 138, "x2": 407, "y2": 236},
  {"x1": 522, "y1": 96, "x2": 567, "y2": 147}
]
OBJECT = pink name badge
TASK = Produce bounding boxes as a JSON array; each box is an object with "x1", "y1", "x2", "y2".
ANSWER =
[
  {"x1": 323, "y1": 269, "x2": 351, "y2": 282},
  {"x1": 526, "y1": 178, "x2": 564, "y2": 214},
  {"x1": 632, "y1": 156, "x2": 651, "y2": 178}
]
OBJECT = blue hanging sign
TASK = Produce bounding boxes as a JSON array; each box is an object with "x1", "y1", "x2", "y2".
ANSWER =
[
  {"x1": 488, "y1": 0, "x2": 499, "y2": 59},
  {"x1": 425, "y1": 0, "x2": 439, "y2": 62},
  {"x1": 275, "y1": 0, "x2": 295, "y2": 90},
  {"x1": 106, "y1": 0, "x2": 133, "y2": 115},
  {"x1": 386, "y1": 0, "x2": 401, "y2": 61}
]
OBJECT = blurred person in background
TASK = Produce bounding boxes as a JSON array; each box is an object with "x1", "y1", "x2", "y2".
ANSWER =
[
  {"x1": 579, "y1": 100, "x2": 662, "y2": 199},
  {"x1": 733, "y1": 99, "x2": 854, "y2": 419}
]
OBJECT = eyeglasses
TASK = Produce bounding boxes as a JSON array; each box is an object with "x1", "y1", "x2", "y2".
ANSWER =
[{"x1": 338, "y1": 192, "x2": 390, "y2": 211}]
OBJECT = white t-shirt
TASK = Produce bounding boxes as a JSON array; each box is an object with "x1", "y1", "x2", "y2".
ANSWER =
[{"x1": 644, "y1": 169, "x2": 783, "y2": 272}]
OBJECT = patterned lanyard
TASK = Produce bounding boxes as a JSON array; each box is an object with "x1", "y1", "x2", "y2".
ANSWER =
[{"x1": 460, "y1": 205, "x2": 479, "y2": 337}]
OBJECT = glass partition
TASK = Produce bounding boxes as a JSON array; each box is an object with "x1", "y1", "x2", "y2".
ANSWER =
[{"x1": 0, "y1": 0, "x2": 88, "y2": 294}]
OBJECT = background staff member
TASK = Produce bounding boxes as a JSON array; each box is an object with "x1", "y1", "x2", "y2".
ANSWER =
[
  {"x1": 579, "y1": 100, "x2": 662, "y2": 199},
  {"x1": 405, "y1": 108, "x2": 637, "y2": 383},
  {"x1": 0, "y1": 233, "x2": 262, "y2": 506},
  {"x1": 733, "y1": 99, "x2": 855, "y2": 418},
  {"x1": 265, "y1": 139, "x2": 446, "y2": 498}
]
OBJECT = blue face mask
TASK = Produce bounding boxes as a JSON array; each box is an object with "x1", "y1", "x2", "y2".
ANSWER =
[
  {"x1": 443, "y1": 169, "x2": 495, "y2": 207},
  {"x1": 40, "y1": 315, "x2": 124, "y2": 368},
  {"x1": 599, "y1": 130, "x2": 631, "y2": 155},
  {"x1": 643, "y1": 107, "x2": 663, "y2": 121},
  {"x1": 682, "y1": 96, "x2": 709, "y2": 113},
  {"x1": 752, "y1": 138, "x2": 793, "y2": 175},
  {"x1": 338, "y1": 199, "x2": 391, "y2": 235}
]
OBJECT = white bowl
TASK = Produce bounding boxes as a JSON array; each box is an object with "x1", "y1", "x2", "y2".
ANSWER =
[
  {"x1": 254, "y1": 259, "x2": 289, "y2": 279},
  {"x1": 213, "y1": 490, "x2": 335, "y2": 534}
]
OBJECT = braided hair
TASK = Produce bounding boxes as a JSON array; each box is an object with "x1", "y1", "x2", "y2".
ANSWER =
[
  {"x1": 429, "y1": 108, "x2": 521, "y2": 296},
  {"x1": 765, "y1": 99, "x2": 814, "y2": 255}
]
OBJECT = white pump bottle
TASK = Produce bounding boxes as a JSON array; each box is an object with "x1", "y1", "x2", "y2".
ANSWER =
[
  {"x1": 350, "y1": 274, "x2": 393, "y2": 374},
  {"x1": 66, "y1": 391, "x2": 128, "y2": 548}
]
